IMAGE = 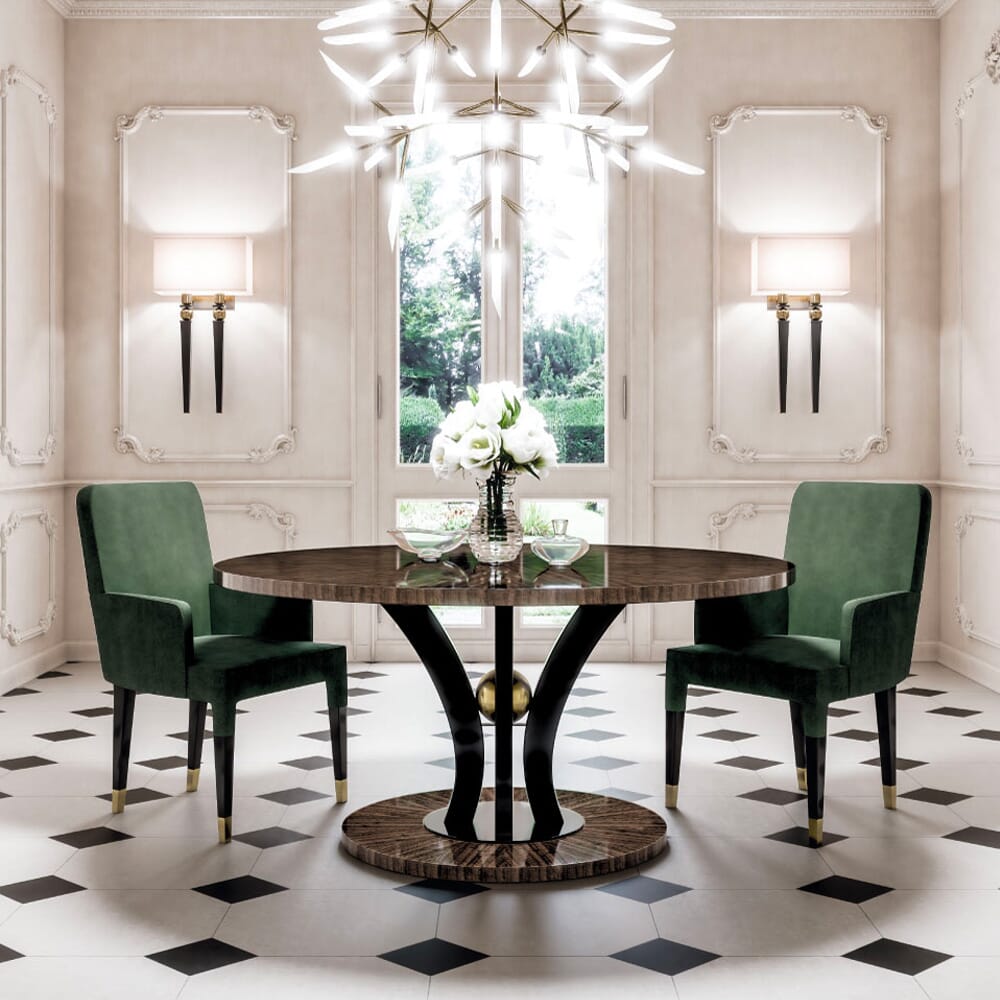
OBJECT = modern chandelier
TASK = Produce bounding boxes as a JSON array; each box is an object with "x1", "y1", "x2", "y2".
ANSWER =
[{"x1": 292, "y1": 0, "x2": 704, "y2": 314}]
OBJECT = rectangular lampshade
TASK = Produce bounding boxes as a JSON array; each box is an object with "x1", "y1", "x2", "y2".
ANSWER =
[
  {"x1": 153, "y1": 236, "x2": 253, "y2": 296},
  {"x1": 751, "y1": 236, "x2": 851, "y2": 296}
]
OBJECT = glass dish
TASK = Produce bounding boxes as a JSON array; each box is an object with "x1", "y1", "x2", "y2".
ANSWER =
[
  {"x1": 529, "y1": 519, "x2": 590, "y2": 567},
  {"x1": 388, "y1": 528, "x2": 466, "y2": 562}
]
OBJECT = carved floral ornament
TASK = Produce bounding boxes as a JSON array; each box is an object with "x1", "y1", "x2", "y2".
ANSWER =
[
  {"x1": 0, "y1": 509, "x2": 58, "y2": 646},
  {"x1": 986, "y1": 29, "x2": 1000, "y2": 84}
]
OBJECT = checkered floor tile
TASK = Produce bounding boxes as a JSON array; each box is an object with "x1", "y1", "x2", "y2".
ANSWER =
[{"x1": 0, "y1": 658, "x2": 995, "y2": 999}]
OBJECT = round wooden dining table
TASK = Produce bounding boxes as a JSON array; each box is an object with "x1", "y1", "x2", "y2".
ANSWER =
[{"x1": 215, "y1": 544, "x2": 794, "y2": 882}]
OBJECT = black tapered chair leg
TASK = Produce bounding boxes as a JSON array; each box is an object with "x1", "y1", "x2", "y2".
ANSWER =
[
  {"x1": 327, "y1": 681, "x2": 348, "y2": 804},
  {"x1": 111, "y1": 686, "x2": 136, "y2": 814},
  {"x1": 187, "y1": 701, "x2": 207, "y2": 793},
  {"x1": 789, "y1": 702, "x2": 807, "y2": 791},
  {"x1": 665, "y1": 710, "x2": 685, "y2": 808},
  {"x1": 875, "y1": 686, "x2": 897, "y2": 810},
  {"x1": 805, "y1": 735, "x2": 827, "y2": 847},
  {"x1": 213, "y1": 732, "x2": 235, "y2": 844}
]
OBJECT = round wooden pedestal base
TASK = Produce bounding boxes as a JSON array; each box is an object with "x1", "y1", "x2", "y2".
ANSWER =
[{"x1": 340, "y1": 788, "x2": 667, "y2": 883}]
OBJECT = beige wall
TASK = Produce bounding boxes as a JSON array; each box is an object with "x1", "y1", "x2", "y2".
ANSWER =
[
  {"x1": 48, "y1": 10, "x2": 944, "y2": 666},
  {"x1": 938, "y1": 0, "x2": 1000, "y2": 688},
  {"x1": 0, "y1": 0, "x2": 66, "y2": 688}
]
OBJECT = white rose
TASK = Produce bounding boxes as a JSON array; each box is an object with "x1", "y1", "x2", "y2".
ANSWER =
[
  {"x1": 440, "y1": 399, "x2": 476, "y2": 440},
  {"x1": 500, "y1": 423, "x2": 542, "y2": 466},
  {"x1": 430, "y1": 432, "x2": 463, "y2": 480},
  {"x1": 474, "y1": 383, "x2": 509, "y2": 427},
  {"x1": 458, "y1": 424, "x2": 501, "y2": 472},
  {"x1": 516, "y1": 401, "x2": 546, "y2": 432},
  {"x1": 529, "y1": 430, "x2": 559, "y2": 478}
]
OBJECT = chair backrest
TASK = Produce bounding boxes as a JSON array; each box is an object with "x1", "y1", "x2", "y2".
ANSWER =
[
  {"x1": 77, "y1": 482, "x2": 214, "y2": 635},
  {"x1": 785, "y1": 481, "x2": 932, "y2": 640}
]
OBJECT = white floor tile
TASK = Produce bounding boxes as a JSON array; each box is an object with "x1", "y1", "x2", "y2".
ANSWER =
[{"x1": 0, "y1": 957, "x2": 185, "y2": 1000}]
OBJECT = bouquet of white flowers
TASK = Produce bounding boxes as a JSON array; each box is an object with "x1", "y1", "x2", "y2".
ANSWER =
[{"x1": 429, "y1": 381, "x2": 559, "y2": 480}]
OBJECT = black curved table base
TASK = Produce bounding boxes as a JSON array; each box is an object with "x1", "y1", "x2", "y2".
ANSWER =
[{"x1": 382, "y1": 601, "x2": 625, "y2": 844}]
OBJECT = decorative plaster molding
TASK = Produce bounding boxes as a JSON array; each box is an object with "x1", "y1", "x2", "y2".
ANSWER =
[
  {"x1": 954, "y1": 510, "x2": 1000, "y2": 650},
  {"x1": 709, "y1": 105, "x2": 889, "y2": 464},
  {"x1": 0, "y1": 67, "x2": 58, "y2": 468},
  {"x1": 0, "y1": 509, "x2": 57, "y2": 646},
  {"x1": 205, "y1": 502, "x2": 297, "y2": 548},
  {"x1": 116, "y1": 105, "x2": 297, "y2": 463},
  {"x1": 45, "y1": 0, "x2": 944, "y2": 18},
  {"x1": 706, "y1": 501, "x2": 790, "y2": 546},
  {"x1": 955, "y1": 26, "x2": 1000, "y2": 465}
]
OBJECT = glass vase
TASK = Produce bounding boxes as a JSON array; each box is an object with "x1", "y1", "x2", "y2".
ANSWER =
[{"x1": 468, "y1": 470, "x2": 523, "y2": 565}]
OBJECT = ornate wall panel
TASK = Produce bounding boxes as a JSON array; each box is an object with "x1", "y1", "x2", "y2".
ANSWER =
[{"x1": 0, "y1": 507, "x2": 57, "y2": 645}]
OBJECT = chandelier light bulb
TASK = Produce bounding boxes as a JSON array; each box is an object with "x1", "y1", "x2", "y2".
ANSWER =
[
  {"x1": 367, "y1": 53, "x2": 405, "y2": 87},
  {"x1": 599, "y1": 2, "x2": 675, "y2": 30},
  {"x1": 290, "y1": 145, "x2": 356, "y2": 174},
  {"x1": 604, "y1": 146, "x2": 630, "y2": 173},
  {"x1": 319, "y1": 50, "x2": 370, "y2": 99},
  {"x1": 638, "y1": 144, "x2": 705, "y2": 175},
  {"x1": 318, "y1": 2, "x2": 393, "y2": 30},
  {"x1": 322, "y1": 30, "x2": 391, "y2": 46},
  {"x1": 344, "y1": 124, "x2": 388, "y2": 137},
  {"x1": 606, "y1": 30, "x2": 671, "y2": 46},
  {"x1": 518, "y1": 46, "x2": 545, "y2": 78},
  {"x1": 624, "y1": 50, "x2": 673, "y2": 97},
  {"x1": 562, "y1": 43, "x2": 580, "y2": 114},
  {"x1": 363, "y1": 146, "x2": 389, "y2": 171},
  {"x1": 449, "y1": 46, "x2": 476, "y2": 78},
  {"x1": 608, "y1": 123, "x2": 648, "y2": 136},
  {"x1": 590, "y1": 56, "x2": 627, "y2": 91},
  {"x1": 413, "y1": 43, "x2": 430, "y2": 113}
]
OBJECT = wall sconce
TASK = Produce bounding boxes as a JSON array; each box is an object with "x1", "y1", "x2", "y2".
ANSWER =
[
  {"x1": 153, "y1": 236, "x2": 254, "y2": 413},
  {"x1": 751, "y1": 235, "x2": 851, "y2": 414}
]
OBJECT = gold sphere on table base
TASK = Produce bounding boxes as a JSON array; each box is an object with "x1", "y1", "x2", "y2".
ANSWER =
[{"x1": 476, "y1": 669, "x2": 532, "y2": 723}]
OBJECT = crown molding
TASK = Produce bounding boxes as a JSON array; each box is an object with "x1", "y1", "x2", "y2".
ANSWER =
[{"x1": 46, "y1": 0, "x2": 946, "y2": 19}]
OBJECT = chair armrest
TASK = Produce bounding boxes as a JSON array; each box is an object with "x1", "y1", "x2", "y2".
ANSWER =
[
  {"x1": 841, "y1": 590, "x2": 920, "y2": 694},
  {"x1": 209, "y1": 583, "x2": 313, "y2": 641},
  {"x1": 92, "y1": 592, "x2": 193, "y2": 697},
  {"x1": 694, "y1": 589, "x2": 789, "y2": 646}
]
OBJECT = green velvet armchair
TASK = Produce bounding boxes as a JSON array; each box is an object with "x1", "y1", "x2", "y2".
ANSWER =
[
  {"x1": 665, "y1": 482, "x2": 931, "y2": 847},
  {"x1": 77, "y1": 482, "x2": 348, "y2": 843}
]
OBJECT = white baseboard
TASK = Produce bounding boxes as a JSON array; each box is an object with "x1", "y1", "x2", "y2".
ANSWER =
[
  {"x1": 912, "y1": 640, "x2": 940, "y2": 664},
  {"x1": 0, "y1": 642, "x2": 79, "y2": 693},
  {"x1": 935, "y1": 641, "x2": 1000, "y2": 694},
  {"x1": 63, "y1": 640, "x2": 99, "y2": 663}
]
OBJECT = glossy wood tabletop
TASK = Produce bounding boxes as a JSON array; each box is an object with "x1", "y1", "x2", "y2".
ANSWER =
[{"x1": 214, "y1": 545, "x2": 794, "y2": 607}]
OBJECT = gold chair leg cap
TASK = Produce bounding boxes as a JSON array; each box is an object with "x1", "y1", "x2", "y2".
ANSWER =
[
  {"x1": 186, "y1": 768, "x2": 200, "y2": 793},
  {"x1": 883, "y1": 785, "x2": 897, "y2": 810},
  {"x1": 808, "y1": 817, "x2": 823, "y2": 847},
  {"x1": 218, "y1": 816, "x2": 232, "y2": 844},
  {"x1": 335, "y1": 778, "x2": 348, "y2": 804},
  {"x1": 796, "y1": 767, "x2": 808, "y2": 791},
  {"x1": 665, "y1": 784, "x2": 679, "y2": 809},
  {"x1": 111, "y1": 789, "x2": 126, "y2": 814}
]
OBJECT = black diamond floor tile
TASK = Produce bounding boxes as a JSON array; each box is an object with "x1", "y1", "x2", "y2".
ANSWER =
[
  {"x1": 564, "y1": 706, "x2": 614, "y2": 718},
  {"x1": 943, "y1": 826, "x2": 1000, "y2": 850},
  {"x1": 599, "y1": 875, "x2": 691, "y2": 904},
  {"x1": 688, "y1": 707, "x2": 738, "y2": 718},
  {"x1": 379, "y1": 938, "x2": 487, "y2": 976},
  {"x1": 578, "y1": 671, "x2": 598, "y2": 678},
  {"x1": 231, "y1": 827, "x2": 312, "y2": 849},
  {"x1": 206, "y1": 708, "x2": 248, "y2": 717},
  {"x1": 395, "y1": 879, "x2": 489, "y2": 904},
  {"x1": 148, "y1": 939, "x2": 255, "y2": 976},
  {"x1": 717, "y1": 756, "x2": 782, "y2": 771},
  {"x1": 195, "y1": 875, "x2": 287, "y2": 903},
  {"x1": 595, "y1": 786, "x2": 651, "y2": 802},
  {"x1": 799, "y1": 875, "x2": 892, "y2": 904},
  {"x1": 964, "y1": 729, "x2": 1000, "y2": 741},
  {"x1": 899, "y1": 787, "x2": 971, "y2": 806},
  {"x1": 0, "y1": 876, "x2": 86, "y2": 904},
  {"x1": 51, "y1": 826, "x2": 134, "y2": 850},
  {"x1": 569, "y1": 688, "x2": 606, "y2": 698},
  {"x1": 279, "y1": 756, "x2": 333, "y2": 771},
  {"x1": 426, "y1": 757, "x2": 456, "y2": 769},
  {"x1": 136, "y1": 755, "x2": 187, "y2": 771},
  {"x1": 317, "y1": 706, "x2": 371, "y2": 717},
  {"x1": 687, "y1": 687, "x2": 719, "y2": 697},
  {"x1": 739, "y1": 787, "x2": 807, "y2": 806},
  {"x1": 611, "y1": 938, "x2": 719, "y2": 976},
  {"x1": 827, "y1": 707, "x2": 860, "y2": 718},
  {"x1": 927, "y1": 706, "x2": 981, "y2": 718},
  {"x1": 258, "y1": 787, "x2": 332, "y2": 806},
  {"x1": 699, "y1": 729, "x2": 756, "y2": 742},
  {"x1": 899, "y1": 687, "x2": 946, "y2": 697},
  {"x1": 766, "y1": 827, "x2": 848, "y2": 848},
  {"x1": 349, "y1": 670, "x2": 387, "y2": 679},
  {"x1": 566, "y1": 729, "x2": 625, "y2": 742},
  {"x1": 0, "y1": 944, "x2": 22, "y2": 963},
  {"x1": 844, "y1": 938, "x2": 951, "y2": 976},
  {"x1": 2, "y1": 688, "x2": 39, "y2": 697},
  {"x1": 73, "y1": 706, "x2": 114, "y2": 718},
  {"x1": 37, "y1": 670, "x2": 70, "y2": 679},
  {"x1": 861, "y1": 756, "x2": 927, "y2": 770},
  {"x1": 34, "y1": 729, "x2": 94, "y2": 742},
  {"x1": 347, "y1": 687, "x2": 379, "y2": 697},
  {"x1": 466, "y1": 671, "x2": 485, "y2": 679},
  {"x1": 97, "y1": 787, "x2": 170, "y2": 806},
  {"x1": 0, "y1": 755, "x2": 55, "y2": 770},
  {"x1": 571, "y1": 755, "x2": 636, "y2": 770},
  {"x1": 832, "y1": 729, "x2": 879, "y2": 742},
  {"x1": 166, "y1": 729, "x2": 213, "y2": 742}
]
